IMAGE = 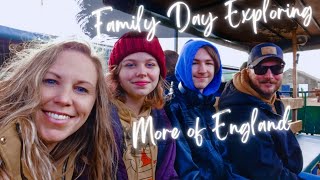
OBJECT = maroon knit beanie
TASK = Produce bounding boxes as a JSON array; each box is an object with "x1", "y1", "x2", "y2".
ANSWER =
[{"x1": 108, "y1": 31, "x2": 166, "y2": 78}]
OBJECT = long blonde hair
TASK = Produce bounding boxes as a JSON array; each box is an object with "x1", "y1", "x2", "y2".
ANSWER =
[{"x1": 0, "y1": 39, "x2": 117, "y2": 179}]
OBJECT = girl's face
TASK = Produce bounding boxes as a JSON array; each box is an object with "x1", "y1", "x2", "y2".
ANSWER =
[
  {"x1": 118, "y1": 52, "x2": 160, "y2": 100},
  {"x1": 35, "y1": 50, "x2": 98, "y2": 151}
]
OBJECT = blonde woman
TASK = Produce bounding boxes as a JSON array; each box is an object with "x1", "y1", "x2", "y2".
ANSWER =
[{"x1": 0, "y1": 40, "x2": 117, "y2": 179}]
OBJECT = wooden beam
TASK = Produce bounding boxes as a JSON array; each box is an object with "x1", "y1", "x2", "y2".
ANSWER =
[
  {"x1": 297, "y1": 0, "x2": 320, "y2": 32},
  {"x1": 282, "y1": 98, "x2": 304, "y2": 109},
  {"x1": 273, "y1": 0, "x2": 312, "y2": 36},
  {"x1": 289, "y1": 120, "x2": 302, "y2": 133}
]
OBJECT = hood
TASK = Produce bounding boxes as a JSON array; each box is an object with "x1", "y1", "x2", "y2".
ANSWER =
[
  {"x1": 219, "y1": 80, "x2": 274, "y2": 113},
  {"x1": 175, "y1": 40, "x2": 222, "y2": 96},
  {"x1": 112, "y1": 99, "x2": 151, "y2": 123}
]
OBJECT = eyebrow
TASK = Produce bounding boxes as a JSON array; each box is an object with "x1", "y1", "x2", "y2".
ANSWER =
[
  {"x1": 146, "y1": 58, "x2": 157, "y2": 62},
  {"x1": 122, "y1": 58, "x2": 157, "y2": 62},
  {"x1": 193, "y1": 59, "x2": 214, "y2": 62},
  {"x1": 46, "y1": 71, "x2": 61, "y2": 79},
  {"x1": 77, "y1": 80, "x2": 96, "y2": 89},
  {"x1": 46, "y1": 71, "x2": 96, "y2": 88}
]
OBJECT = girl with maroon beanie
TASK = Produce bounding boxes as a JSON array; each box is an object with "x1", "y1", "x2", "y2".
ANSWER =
[{"x1": 107, "y1": 31, "x2": 178, "y2": 180}]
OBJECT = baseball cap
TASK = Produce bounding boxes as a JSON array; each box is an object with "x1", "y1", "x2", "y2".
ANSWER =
[{"x1": 248, "y1": 43, "x2": 285, "y2": 67}]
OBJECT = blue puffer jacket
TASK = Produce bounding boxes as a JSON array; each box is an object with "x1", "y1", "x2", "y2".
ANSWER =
[
  {"x1": 165, "y1": 83, "x2": 246, "y2": 180},
  {"x1": 165, "y1": 40, "x2": 246, "y2": 180},
  {"x1": 218, "y1": 81, "x2": 303, "y2": 180},
  {"x1": 166, "y1": 84, "x2": 244, "y2": 180}
]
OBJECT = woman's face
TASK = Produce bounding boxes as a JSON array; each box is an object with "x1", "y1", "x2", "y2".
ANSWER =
[
  {"x1": 35, "y1": 50, "x2": 98, "y2": 151},
  {"x1": 118, "y1": 52, "x2": 160, "y2": 100}
]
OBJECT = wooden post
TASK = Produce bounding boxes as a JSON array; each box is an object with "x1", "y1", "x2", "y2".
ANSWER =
[{"x1": 292, "y1": 30, "x2": 298, "y2": 122}]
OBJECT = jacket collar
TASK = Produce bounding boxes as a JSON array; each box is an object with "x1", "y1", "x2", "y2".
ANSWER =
[
  {"x1": 0, "y1": 121, "x2": 75, "y2": 179},
  {"x1": 178, "y1": 82, "x2": 216, "y2": 106},
  {"x1": 220, "y1": 80, "x2": 284, "y2": 116}
]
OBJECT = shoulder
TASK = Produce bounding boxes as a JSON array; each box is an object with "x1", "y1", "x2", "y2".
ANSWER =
[
  {"x1": 165, "y1": 89, "x2": 186, "y2": 113},
  {"x1": 109, "y1": 105, "x2": 123, "y2": 132},
  {"x1": 165, "y1": 99, "x2": 182, "y2": 113},
  {"x1": 0, "y1": 122, "x2": 22, "y2": 178},
  {"x1": 220, "y1": 80, "x2": 242, "y2": 100},
  {"x1": 0, "y1": 122, "x2": 21, "y2": 150},
  {"x1": 219, "y1": 81, "x2": 259, "y2": 109},
  {"x1": 153, "y1": 108, "x2": 178, "y2": 131}
]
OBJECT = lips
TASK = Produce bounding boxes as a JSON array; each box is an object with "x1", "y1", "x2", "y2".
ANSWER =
[
  {"x1": 133, "y1": 81, "x2": 149, "y2": 86},
  {"x1": 261, "y1": 81, "x2": 274, "y2": 85},
  {"x1": 263, "y1": 83, "x2": 274, "y2": 87},
  {"x1": 260, "y1": 81, "x2": 275, "y2": 88},
  {"x1": 44, "y1": 111, "x2": 72, "y2": 121},
  {"x1": 194, "y1": 77, "x2": 207, "y2": 81}
]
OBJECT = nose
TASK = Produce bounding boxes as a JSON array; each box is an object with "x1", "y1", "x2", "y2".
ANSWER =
[
  {"x1": 53, "y1": 87, "x2": 73, "y2": 106},
  {"x1": 263, "y1": 68, "x2": 274, "y2": 79},
  {"x1": 198, "y1": 63, "x2": 206, "y2": 73},
  {"x1": 136, "y1": 65, "x2": 147, "y2": 77}
]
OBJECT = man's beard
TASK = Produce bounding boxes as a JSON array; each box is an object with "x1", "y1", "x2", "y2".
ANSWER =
[{"x1": 249, "y1": 79, "x2": 281, "y2": 99}]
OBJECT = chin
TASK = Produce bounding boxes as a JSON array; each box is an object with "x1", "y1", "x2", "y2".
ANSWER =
[
  {"x1": 40, "y1": 132, "x2": 63, "y2": 143},
  {"x1": 42, "y1": 136, "x2": 60, "y2": 143},
  {"x1": 137, "y1": 91, "x2": 151, "y2": 96},
  {"x1": 262, "y1": 91, "x2": 275, "y2": 98},
  {"x1": 195, "y1": 84, "x2": 206, "y2": 89}
]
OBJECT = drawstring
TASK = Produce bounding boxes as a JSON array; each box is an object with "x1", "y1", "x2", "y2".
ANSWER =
[
  {"x1": 122, "y1": 110, "x2": 139, "y2": 180},
  {"x1": 149, "y1": 118, "x2": 156, "y2": 180},
  {"x1": 130, "y1": 112, "x2": 139, "y2": 180},
  {"x1": 165, "y1": 81, "x2": 174, "y2": 101},
  {"x1": 149, "y1": 144, "x2": 155, "y2": 180}
]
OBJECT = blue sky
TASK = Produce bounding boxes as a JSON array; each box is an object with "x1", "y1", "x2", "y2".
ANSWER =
[{"x1": 0, "y1": 0, "x2": 319, "y2": 79}]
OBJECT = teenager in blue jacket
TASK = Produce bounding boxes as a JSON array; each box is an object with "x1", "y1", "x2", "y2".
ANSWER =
[{"x1": 165, "y1": 40, "x2": 245, "y2": 179}]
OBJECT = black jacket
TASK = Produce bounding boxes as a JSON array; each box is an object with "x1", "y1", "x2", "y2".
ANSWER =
[{"x1": 219, "y1": 81, "x2": 303, "y2": 180}]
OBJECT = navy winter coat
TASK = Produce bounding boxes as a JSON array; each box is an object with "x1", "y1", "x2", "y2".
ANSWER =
[
  {"x1": 165, "y1": 83, "x2": 246, "y2": 180},
  {"x1": 219, "y1": 81, "x2": 303, "y2": 180}
]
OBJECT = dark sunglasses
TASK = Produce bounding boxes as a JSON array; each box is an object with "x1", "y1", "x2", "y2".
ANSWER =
[{"x1": 251, "y1": 64, "x2": 284, "y2": 75}]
